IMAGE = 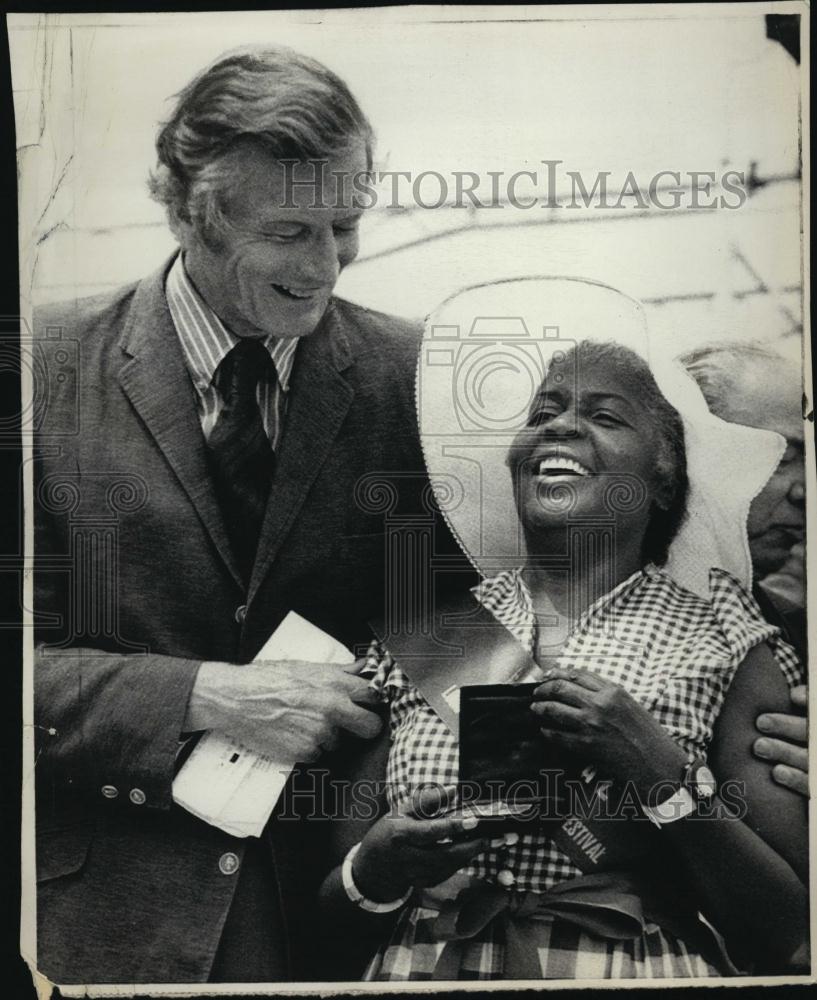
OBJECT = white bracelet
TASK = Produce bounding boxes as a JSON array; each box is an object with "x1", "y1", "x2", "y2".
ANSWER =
[
  {"x1": 341, "y1": 842, "x2": 412, "y2": 913},
  {"x1": 642, "y1": 786, "x2": 696, "y2": 827}
]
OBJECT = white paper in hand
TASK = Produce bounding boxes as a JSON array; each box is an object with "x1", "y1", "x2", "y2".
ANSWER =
[
  {"x1": 255, "y1": 611, "x2": 356, "y2": 666},
  {"x1": 172, "y1": 612, "x2": 355, "y2": 837}
]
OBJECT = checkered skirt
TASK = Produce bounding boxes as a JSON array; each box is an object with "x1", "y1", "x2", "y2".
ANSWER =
[{"x1": 360, "y1": 565, "x2": 802, "y2": 981}]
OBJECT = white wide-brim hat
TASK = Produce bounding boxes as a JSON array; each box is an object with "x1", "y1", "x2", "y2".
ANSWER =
[{"x1": 417, "y1": 276, "x2": 785, "y2": 598}]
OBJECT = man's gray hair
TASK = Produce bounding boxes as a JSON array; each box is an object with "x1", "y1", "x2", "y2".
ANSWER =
[
  {"x1": 679, "y1": 340, "x2": 793, "y2": 417},
  {"x1": 148, "y1": 44, "x2": 373, "y2": 246}
]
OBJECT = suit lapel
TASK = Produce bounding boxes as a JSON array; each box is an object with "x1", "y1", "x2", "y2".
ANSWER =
[
  {"x1": 117, "y1": 257, "x2": 245, "y2": 589},
  {"x1": 248, "y1": 303, "x2": 354, "y2": 603}
]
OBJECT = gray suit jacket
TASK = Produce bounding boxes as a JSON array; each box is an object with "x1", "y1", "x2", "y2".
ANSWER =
[{"x1": 33, "y1": 255, "x2": 462, "y2": 983}]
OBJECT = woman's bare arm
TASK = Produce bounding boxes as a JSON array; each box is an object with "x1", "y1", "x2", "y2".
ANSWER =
[
  {"x1": 711, "y1": 645, "x2": 808, "y2": 880},
  {"x1": 661, "y1": 644, "x2": 808, "y2": 970},
  {"x1": 533, "y1": 646, "x2": 809, "y2": 973}
]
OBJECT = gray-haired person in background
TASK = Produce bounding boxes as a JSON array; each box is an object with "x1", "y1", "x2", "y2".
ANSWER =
[{"x1": 680, "y1": 341, "x2": 807, "y2": 797}]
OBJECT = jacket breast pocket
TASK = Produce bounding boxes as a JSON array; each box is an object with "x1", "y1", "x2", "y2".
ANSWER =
[{"x1": 36, "y1": 823, "x2": 94, "y2": 883}]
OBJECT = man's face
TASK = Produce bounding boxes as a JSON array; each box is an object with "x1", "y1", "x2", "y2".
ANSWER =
[
  {"x1": 179, "y1": 141, "x2": 368, "y2": 340},
  {"x1": 724, "y1": 363, "x2": 805, "y2": 577}
]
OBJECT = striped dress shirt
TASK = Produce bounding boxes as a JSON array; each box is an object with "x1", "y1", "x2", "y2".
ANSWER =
[{"x1": 165, "y1": 253, "x2": 299, "y2": 451}]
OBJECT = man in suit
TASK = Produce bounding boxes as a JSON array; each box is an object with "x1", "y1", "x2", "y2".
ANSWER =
[
  {"x1": 33, "y1": 46, "x2": 461, "y2": 985},
  {"x1": 680, "y1": 341, "x2": 807, "y2": 797}
]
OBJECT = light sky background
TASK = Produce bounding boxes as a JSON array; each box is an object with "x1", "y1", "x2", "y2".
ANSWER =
[{"x1": 9, "y1": 5, "x2": 806, "y2": 355}]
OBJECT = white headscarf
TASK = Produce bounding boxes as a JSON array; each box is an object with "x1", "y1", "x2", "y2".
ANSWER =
[{"x1": 417, "y1": 276, "x2": 785, "y2": 598}]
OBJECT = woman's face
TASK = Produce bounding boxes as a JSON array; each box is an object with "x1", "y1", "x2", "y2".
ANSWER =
[{"x1": 507, "y1": 358, "x2": 670, "y2": 542}]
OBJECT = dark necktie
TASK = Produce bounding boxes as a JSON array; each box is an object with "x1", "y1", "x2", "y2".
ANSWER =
[{"x1": 207, "y1": 339, "x2": 276, "y2": 583}]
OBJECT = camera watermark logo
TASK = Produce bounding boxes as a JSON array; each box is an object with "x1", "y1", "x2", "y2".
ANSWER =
[
  {"x1": 0, "y1": 317, "x2": 79, "y2": 440},
  {"x1": 420, "y1": 318, "x2": 575, "y2": 437}
]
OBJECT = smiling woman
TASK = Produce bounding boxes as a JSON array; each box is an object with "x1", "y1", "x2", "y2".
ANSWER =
[
  {"x1": 507, "y1": 340, "x2": 687, "y2": 570},
  {"x1": 317, "y1": 277, "x2": 808, "y2": 981}
]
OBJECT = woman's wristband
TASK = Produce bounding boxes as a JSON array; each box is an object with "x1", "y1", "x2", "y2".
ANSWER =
[{"x1": 341, "y1": 842, "x2": 412, "y2": 913}]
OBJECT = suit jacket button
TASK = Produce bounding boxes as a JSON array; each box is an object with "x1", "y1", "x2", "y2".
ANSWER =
[
  {"x1": 234, "y1": 604, "x2": 248, "y2": 624},
  {"x1": 219, "y1": 852, "x2": 240, "y2": 876},
  {"x1": 101, "y1": 785, "x2": 118, "y2": 799},
  {"x1": 129, "y1": 788, "x2": 146, "y2": 806}
]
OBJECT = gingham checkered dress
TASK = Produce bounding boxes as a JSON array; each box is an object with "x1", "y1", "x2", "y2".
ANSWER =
[{"x1": 361, "y1": 565, "x2": 803, "y2": 981}]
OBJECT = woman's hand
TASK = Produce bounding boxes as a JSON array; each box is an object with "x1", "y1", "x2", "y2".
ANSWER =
[
  {"x1": 531, "y1": 667, "x2": 687, "y2": 795},
  {"x1": 351, "y1": 786, "x2": 491, "y2": 902}
]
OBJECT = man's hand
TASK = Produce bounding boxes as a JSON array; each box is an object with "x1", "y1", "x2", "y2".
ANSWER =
[
  {"x1": 183, "y1": 658, "x2": 382, "y2": 762},
  {"x1": 754, "y1": 685, "x2": 808, "y2": 797}
]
